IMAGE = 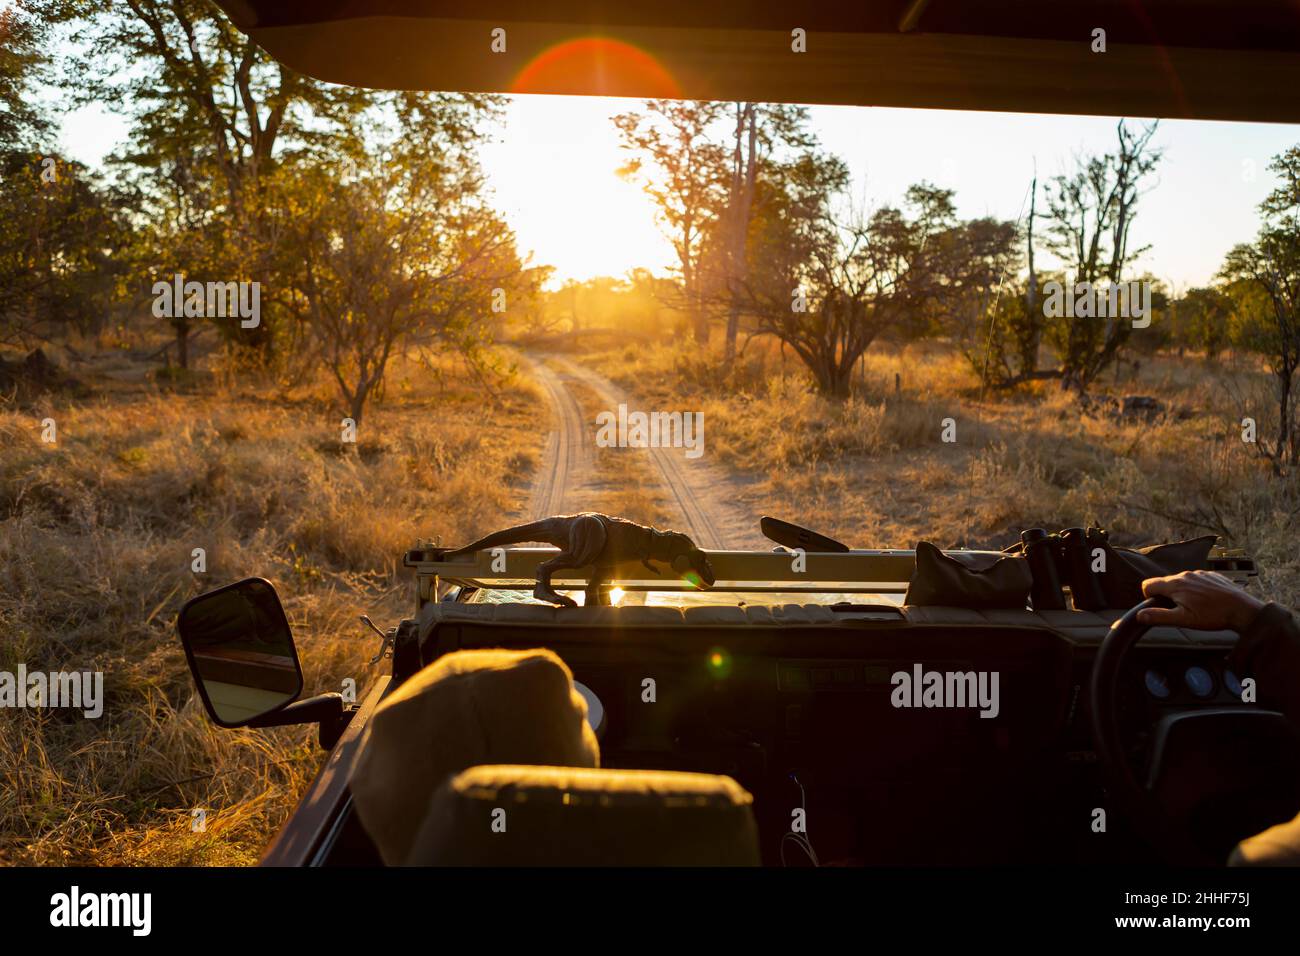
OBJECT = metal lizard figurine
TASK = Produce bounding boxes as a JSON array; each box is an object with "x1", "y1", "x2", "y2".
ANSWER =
[{"x1": 444, "y1": 513, "x2": 716, "y2": 607}]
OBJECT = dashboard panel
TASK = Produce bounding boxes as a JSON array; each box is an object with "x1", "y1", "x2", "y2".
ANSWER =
[{"x1": 421, "y1": 613, "x2": 1286, "y2": 863}]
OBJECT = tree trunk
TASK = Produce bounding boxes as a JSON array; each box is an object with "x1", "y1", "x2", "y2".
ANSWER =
[
  {"x1": 687, "y1": 264, "x2": 708, "y2": 344},
  {"x1": 1023, "y1": 173, "x2": 1039, "y2": 375},
  {"x1": 350, "y1": 387, "x2": 367, "y2": 429},
  {"x1": 1280, "y1": 368, "x2": 1295, "y2": 465},
  {"x1": 724, "y1": 104, "x2": 758, "y2": 365},
  {"x1": 724, "y1": 307, "x2": 739, "y2": 359},
  {"x1": 812, "y1": 356, "x2": 852, "y2": 399},
  {"x1": 828, "y1": 367, "x2": 852, "y2": 399},
  {"x1": 176, "y1": 321, "x2": 190, "y2": 370},
  {"x1": 694, "y1": 307, "x2": 710, "y2": 344}
]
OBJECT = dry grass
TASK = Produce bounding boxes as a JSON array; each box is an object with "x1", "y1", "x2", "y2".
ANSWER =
[
  {"x1": 5, "y1": 329, "x2": 1299, "y2": 867},
  {"x1": 586, "y1": 338, "x2": 1300, "y2": 608},
  {"x1": 0, "y1": 349, "x2": 545, "y2": 865}
]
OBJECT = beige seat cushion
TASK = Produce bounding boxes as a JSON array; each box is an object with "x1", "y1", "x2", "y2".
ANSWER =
[
  {"x1": 350, "y1": 649, "x2": 599, "y2": 864},
  {"x1": 405, "y1": 764, "x2": 761, "y2": 866},
  {"x1": 1229, "y1": 809, "x2": 1300, "y2": 866}
]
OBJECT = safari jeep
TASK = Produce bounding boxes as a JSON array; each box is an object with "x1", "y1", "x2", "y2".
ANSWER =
[
  {"x1": 168, "y1": 0, "x2": 1300, "y2": 869},
  {"x1": 175, "y1": 522, "x2": 1300, "y2": 866}
]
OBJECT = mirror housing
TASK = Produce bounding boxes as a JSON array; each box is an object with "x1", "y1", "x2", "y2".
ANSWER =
[{"x1": 178, "y1": 577, "x2": 304, "y2": 728}]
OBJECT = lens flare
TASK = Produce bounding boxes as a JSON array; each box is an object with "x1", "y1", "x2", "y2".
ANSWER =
[
  {"x1": 511, "y1": 37, "x2": 681, "y2": 98},
  {"x1": 706, "y1": 648, "x2": 732, "y2": 679}
]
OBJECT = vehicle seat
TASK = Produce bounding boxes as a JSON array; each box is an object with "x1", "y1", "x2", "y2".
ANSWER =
[
  {"x1": 349, "y1": 648, "x2": 599, "y2": 864},
  {"x1": 405, "y1": 764, "x2": 761, "y2": 866}
]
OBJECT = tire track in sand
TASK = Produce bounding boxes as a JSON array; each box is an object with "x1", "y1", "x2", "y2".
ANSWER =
[
  {"x1": 540, "y1": 355, "x2": 764, "y2": 550},
  {"x1": 520, "y1": 354, "x2": 588, "y2": 520}
]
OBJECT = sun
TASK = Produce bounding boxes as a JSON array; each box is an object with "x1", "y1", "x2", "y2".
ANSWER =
[{"x1": 479, "y1": 95, "x2": 679, "y2": 287}]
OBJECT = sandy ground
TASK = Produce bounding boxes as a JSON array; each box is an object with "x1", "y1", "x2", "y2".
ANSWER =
[{"x1": 520, "y1": 352, "x2": 767, "y2": 550}]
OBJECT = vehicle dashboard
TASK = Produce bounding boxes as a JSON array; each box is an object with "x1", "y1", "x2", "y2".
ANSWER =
[{"x1": 414, "y1": 596, "x2": 1270, "y2": 864}]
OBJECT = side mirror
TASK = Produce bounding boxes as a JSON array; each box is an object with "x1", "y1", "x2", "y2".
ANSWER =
[{"x1": 178, "y1": 578, "x2": 303, "y2": 728}]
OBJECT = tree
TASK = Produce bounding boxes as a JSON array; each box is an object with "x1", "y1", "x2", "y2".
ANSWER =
[
  {"x1": 51, "y1": 0, "x2": 375, "y2": 212},
  {"x1": 1173, "y1": 286, "x2": 1232, "y2": 359},
  {"x1": 960, "y1": 175, "x2": 1059, "y2": 390},
  {"x1": 1041, "y1": 120, "x2": 1161, "y2": 387},
  {"x1": 1023, "y1": 170, "x2": 1040, "y2": 370},
  {"x1": 0, "y1": 2, "x2": 51, "y2": 150},
  {"x1": 36, "y1": 3, "x2": 508, "y2": 375},
  {"x1": 615, "y1": 100, "x2": 822, "y2": 354},
  {"x1": 0, "y1": 152, "x2": 128, "y2": 346},
  {"x1": 0, "y1": 5, "x2": 133, "y2": 346},
  {"x1": 735, "y1": 159, "x2": 966, "y2": 398},
  {"x1": 614, "y1": 101, "x2": 728, "y2": 344},
  {"x1": 35, "y1": 0, "x2": 380, "y2": 364},
  {"x1": 716, "y1": 103, "x2": 818, "y2": 363},
  {"x1": 1220, "y1": 145, "x2": 1300, "y2": 467},
  {"x1": 940, "y1": 216, "x2": 1022, "y2": 378},
  {"x1": 274, "y1": 131, "x2": 523, "y2": 425}
]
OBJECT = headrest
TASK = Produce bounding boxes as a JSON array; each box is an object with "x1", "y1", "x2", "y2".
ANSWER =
[
  {"x1": 1229, "y1": 810, "x2": 1300, "y2": 867},
  {"x1": 405, "y1": 764, "x2": 761, "y2": 866},
  {"x1": 349, "y1": 649, "x2": 599, "y2": 864}
]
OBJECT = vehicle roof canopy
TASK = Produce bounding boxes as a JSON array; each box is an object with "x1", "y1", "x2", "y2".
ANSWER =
[{"x1": 214, "y1": 0, "x2": 1300, "y2": 122}]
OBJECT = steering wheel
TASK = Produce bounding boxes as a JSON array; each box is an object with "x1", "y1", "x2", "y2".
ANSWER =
[
  {"x1": 1091, "y1": 596, "x2": 1300, "y2": 864},
  {"x1": 1089, "y1": 595, "x2": 1201, "y2": 861}
]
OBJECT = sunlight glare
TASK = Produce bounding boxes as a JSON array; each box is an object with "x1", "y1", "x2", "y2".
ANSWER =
[{"x1": 481, "y1": 95, "x2": 677, "y2": 287}]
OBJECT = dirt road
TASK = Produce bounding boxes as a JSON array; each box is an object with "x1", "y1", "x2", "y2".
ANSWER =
[
  {"x1": 521, "y1": 353, "x2": 765, "y2": 550},
  {"x1": 524, "y1": 357, "x2": 590, "y2": 521}
]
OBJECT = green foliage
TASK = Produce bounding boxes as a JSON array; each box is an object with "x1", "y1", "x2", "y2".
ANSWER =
[
  {"x1": 614, "y1": 101, "x2": 729, "y2": 342},
  {"x1": 614, "y1": 100, "x2": 825, "y2": 351},
  {"x1": 1218, "y1": 145, "x2": 1300, "y2": 466},
  {"x1": 1170, "y1": 286, "x2": 1232, "y2": 358},
  {"x1": 1040, "y1": 120, "x2": 1162, "y2": 386},
  {"x1": 742, "y1": 173, "x2": 1018, "y2": 398},
  {"x1": 1, "y1": 1, "x2": 523, "y2": 423},
  {"x1": 0, "y1": 3, "x2": 52, "y2": 148},
  {"x1": 268, "y1": 139, "x2": 523, "y2": 422},
  {"x1": 0, "y1": 152, "x2": 130, "y2": 345}
]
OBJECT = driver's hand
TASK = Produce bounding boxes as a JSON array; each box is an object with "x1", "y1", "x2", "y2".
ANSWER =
[{"x1": 1137, "y1": 569, "x2": 1265, "y2": 632}]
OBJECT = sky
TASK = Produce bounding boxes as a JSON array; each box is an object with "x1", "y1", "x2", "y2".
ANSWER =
[{"x1": 57, "y1": 92, "x2": 1300, "y2": 292}]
